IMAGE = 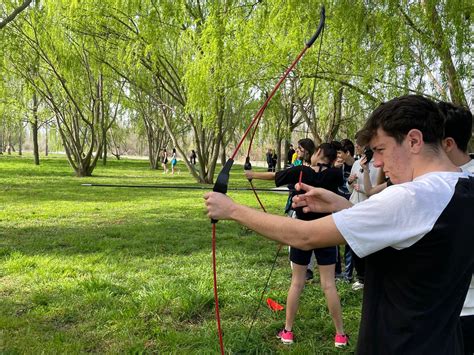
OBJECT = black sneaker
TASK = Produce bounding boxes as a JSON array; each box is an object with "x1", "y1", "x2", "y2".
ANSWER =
[{"x1": 305, "y1": 269, "x2": 314, "y2": 281}]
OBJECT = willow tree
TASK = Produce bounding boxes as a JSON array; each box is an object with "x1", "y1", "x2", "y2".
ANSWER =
[
  {"x1": 7, "y1": 2, "x2": 125, "y2": 176},
  {"x1": 247, "y1": 0, "x2": 472, "y2": 146},
  {"x1": 96, "y1": 0, "x2": 260, "y2": 183},
  {"x1": 182, "y1": 1, "x2": 262, "y2": 182},
  {"x1": 125, "y1": 86, "x2": 172, "y2": 170},
  {"x1": 307, "y1": 0, "x2": 472, "y2": 109}
]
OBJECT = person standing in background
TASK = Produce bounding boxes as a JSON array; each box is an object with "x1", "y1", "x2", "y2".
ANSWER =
[
  {"x1": 171, "y1": 148, "x2": 178, "y2": 175},
  {"x1": 266, "y1": 148, "x2": 273, "y2": 172},
  {"x1": 346, "y1": 134, "x2": 380, "y2": 290},
  {"x1": 190, "y1": 150, "x2": 197, "y2": 165},
  {"x1": 334, "y1": 139, "x2": 356, "y2": 282},
  {"x1": 287, "y1": 144, "x2": 295, "y2": 167},
  {"x1": 439, "y1": 101, "x2": 474, "y2": 355},
  {"x1": 160, "y1": 149, "x2": 168, "y2": 174},
  {"x1": 272, "y1": 150, "x2": 278, "y2": 172}
]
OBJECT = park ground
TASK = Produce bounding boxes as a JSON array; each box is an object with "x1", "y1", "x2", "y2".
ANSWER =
[{"x1": 0, "y1": 155, "x2": 362, "y2": 353}]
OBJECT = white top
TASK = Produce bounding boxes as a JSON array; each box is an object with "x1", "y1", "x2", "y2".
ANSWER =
[
  {"x1": 347, "y1": 159, "x2": 380, "y2": 205},
  {"x1": 334, "y1": 171, "x2": 471, "y2": 258},
  {"x1": 460, "y1": 158, "x2": 474, "y2": 174},
  {"x1": 460, "y1": 159, "x2": 474, "y2": 316}
]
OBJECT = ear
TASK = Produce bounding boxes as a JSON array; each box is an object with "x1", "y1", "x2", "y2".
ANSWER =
[
  {"x1": 442, "y1": 137, "x2": 456, "y2": 153},
  {"x1": 406, "y1": 129, "x2": 423, "y2": 153}
]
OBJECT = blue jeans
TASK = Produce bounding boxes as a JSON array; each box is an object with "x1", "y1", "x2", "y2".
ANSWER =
[{"x1": 335, "y1": 245, "x2": 353, "y2": 279}]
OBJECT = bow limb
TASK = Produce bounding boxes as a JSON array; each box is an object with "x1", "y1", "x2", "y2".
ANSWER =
[{"x1": 211, "y1": 6, "x2": 326, "y2": 353}]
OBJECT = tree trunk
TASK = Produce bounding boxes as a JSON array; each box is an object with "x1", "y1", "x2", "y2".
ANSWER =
[
  {"x1": 102, "y1": 131, "x2": 107, "y2": 166},
  {"x1": 145, "y1": 127, "x2": 159, "y2": 169},
  {"x1": 0, "y1": 0, "x2": 32, "y2": 30},
  {"x1": 32, "y1": 91, "x2": 40, "y2": 165},
  {"x1": 45, "y1": 124, "x2": 48, "y2": 156},
  {"x1": 283, "y1": 140, "x2": 290, "y2": 167},
  {"x1": 275, "y1": 137, "x2": 282, "y2": 172},
  {"x1": 422, "y1": 1, "x2": 467, "y2": 106},
  {"x1": 18, "y1": 125, "x2": 23, "y2": 155},
  {"x1": 326, "y1": 87, "x2": 343, "y2": 141},
  {"x1": 7, "y1": 134, "x2": 12, "y2": 154},
  {"x1": 0, "y1": 122, "x2": 3, "y2": 154},
  {"x1": 220, "y1": 139, "x2": 226, "y2": 166}
]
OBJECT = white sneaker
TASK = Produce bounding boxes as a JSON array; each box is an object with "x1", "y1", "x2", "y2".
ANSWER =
[{"x1": 352, "y1": 281, "x2": 364, "y2": 290}]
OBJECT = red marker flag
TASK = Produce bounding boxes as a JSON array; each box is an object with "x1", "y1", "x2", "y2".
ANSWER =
[{"x1": 266, "y1": 298, "x2": 284, "y2": 311}]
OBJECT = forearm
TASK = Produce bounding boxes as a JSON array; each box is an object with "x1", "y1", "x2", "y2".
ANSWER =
[
  {"x1": 250, "y1": 171, "x2": 276, "y2": 180},
  {"x1": 368, "y1": 182, "x2": 388, "y2": 196},
  {"x1": 229, "y1": 205, "x2": 345, "y2": 249},
  {"x1": 362, "y1": 170, "x2": 371, "y2": 194}
]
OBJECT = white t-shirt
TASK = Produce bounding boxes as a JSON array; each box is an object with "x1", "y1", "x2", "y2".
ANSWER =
[
  {"x1": 461, "y1": 158, "x2": 474, "y2": 173},
  {"x1": 334, "y1": 171, "x2": 472, "y2": 258},
  {"x1": 347, "y1": 159, "x2": 379, "y2": 205}
]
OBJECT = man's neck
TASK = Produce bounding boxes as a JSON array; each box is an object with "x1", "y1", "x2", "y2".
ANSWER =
[
  {"x1": 413, "y1": 150, "x2": 461, "y2": 179},
  {"x1": 448, "y1": 149, "x2": 472, "y2": 167}
]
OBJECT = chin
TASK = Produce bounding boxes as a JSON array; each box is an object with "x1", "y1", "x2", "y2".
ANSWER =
[{"x1": 387, "y1": 175, "x2": 398, "y2": 184}]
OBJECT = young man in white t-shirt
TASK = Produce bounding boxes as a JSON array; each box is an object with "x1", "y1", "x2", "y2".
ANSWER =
[{"x1": 205, "y1": 95, "x2": 473, "y2": 354}]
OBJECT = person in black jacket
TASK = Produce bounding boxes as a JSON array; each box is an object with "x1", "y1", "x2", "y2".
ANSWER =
[{"x1": 266, "y1": 148, "x2": 273, "y2": 172}]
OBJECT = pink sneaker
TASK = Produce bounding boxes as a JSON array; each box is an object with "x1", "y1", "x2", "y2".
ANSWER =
[
  {"x1": 277, "y1": 329, "x2": 294, "y2": 344},
  {"x1": 334, "y1": 334, "x2": 349, "y2": 347}
]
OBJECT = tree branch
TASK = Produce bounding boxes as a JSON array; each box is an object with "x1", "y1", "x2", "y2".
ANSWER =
[{"x1": 0, "y1": 0, "x2": 32, "y2": 30}]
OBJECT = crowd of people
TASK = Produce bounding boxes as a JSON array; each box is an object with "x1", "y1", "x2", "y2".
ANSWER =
[{"x1": 205, "y1": 95, "x2": 474, "y2": 354}]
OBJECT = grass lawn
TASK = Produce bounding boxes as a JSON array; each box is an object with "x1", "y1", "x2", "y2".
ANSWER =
[{"x1": 0, "y1": 154, "x2": 362, "y2": 353}]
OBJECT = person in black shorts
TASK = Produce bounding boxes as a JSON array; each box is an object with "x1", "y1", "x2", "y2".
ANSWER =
[
  {"x1": 247, "y1": 138, "x2": 317, "y2": 280},
  {"x1": 246, "y1": 142, "x2": 348, "y2": 347},
  {"x1": 160, "y1": 149, "x2": 168, "y2": 173}
]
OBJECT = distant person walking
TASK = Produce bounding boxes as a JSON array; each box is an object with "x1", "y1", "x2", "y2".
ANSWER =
[
  {"x1": 287, "y1": 144, "x2": 295, "y2": 167},
  {"x1": 161, "y1": 149, "x2": 168, "y2": 173},
  {"x1": 171, "y1": 148, "x2": 178, "y2": 175},
  {"x1": 190, "y1": 150, "x2": 197, "y2": 165}
]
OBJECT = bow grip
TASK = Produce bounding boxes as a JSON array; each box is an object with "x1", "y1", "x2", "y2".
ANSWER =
[
  {"x1": 211, "y1": 158, "x2": 234, "y2": 224},
  {"x1": 244, "y1": 156, "x2": 252, "y2": 181},
  {"x1": 306, "y1": 5, "x2": 325, "y2": 48}
]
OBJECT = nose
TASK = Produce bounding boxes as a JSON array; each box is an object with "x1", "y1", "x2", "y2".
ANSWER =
[
  {"x1": 372, "y1": 153, "x2": 383, "y2": 168},
  {"x1": 373, "y1": 159, "x2": 383, "y2": 168}
]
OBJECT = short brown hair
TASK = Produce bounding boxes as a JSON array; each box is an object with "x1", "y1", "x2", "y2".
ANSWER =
[{"x1": 359, "y1": 95, "x2": 444, "y2": 148}]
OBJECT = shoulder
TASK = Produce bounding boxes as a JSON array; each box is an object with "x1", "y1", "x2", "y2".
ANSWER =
[
  {"x1": 460, "y1": 159, "x2": 474, "y2": 174},
  {"x1": 351, "y1": 160, "x2": 361, "y2": 171}
]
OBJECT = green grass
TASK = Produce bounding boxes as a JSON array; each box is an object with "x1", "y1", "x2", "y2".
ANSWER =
[{"x1": 0, "y1": 154, "x2": 362, "y2": 353}]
